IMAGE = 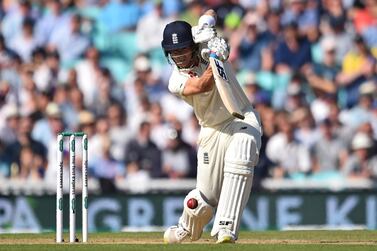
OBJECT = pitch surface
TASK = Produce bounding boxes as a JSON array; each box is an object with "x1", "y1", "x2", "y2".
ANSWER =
[{"x1": 0, "y1": 231, "x2": 376, "y2": 250}]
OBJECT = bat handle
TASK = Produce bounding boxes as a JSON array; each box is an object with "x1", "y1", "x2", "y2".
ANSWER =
[
  {"x1": 210, "y1": 52, "x2": 245, "y2": 120},
  {"x1": 209, "y1": 52, "x2": 219, "y2": 59}
]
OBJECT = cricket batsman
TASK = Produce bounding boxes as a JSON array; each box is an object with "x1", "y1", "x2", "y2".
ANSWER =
[{"x1": 161, "y1": 9, "x2": 262, "y2": 243}]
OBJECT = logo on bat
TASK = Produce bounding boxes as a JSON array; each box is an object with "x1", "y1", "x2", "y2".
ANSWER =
[
  {"x1": 219, "y1": 220, "x2": 233, "y2": 226},
  {"x1": 214, "y1": 58, "x2": 228, "y2": 81}
]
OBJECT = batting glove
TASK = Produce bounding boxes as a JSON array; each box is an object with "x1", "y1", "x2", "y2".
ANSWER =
[
  {"x1": 207, "y1": 37, "x2": 230, "y2": 61},
  {"x1": 192, "y1": 25, "x2": 217, "y2": 44}
]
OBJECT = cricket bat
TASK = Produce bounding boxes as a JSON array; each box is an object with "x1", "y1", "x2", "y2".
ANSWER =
[{"x1": 209, "y1": 52, "x2": 245, "y2": 120}]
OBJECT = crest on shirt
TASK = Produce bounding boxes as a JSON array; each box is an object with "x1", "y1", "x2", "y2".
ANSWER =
[
  {"x1": 172, "y1": 33, "x2": 178, "y2": 44},
  {"x1": 203, "y1": 152, "x2": 209, "y2": 164}
]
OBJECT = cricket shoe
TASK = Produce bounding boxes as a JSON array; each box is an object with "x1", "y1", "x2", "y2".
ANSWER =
[
  {"x1": 163, "y1": 226, "x2": 190, "y2": 243},
  {"x1": 216, "y1": 229, "x2": 236, "y2": 244}
]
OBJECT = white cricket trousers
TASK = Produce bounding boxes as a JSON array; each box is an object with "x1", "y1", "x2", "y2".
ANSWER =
[{"x1": 196, "y1": 109, "x2": 262, "y2": 206}]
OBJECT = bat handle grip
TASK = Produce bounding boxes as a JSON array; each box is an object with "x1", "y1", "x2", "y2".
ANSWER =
[
  {"x1": 209, "y1": 52, "x2": 219, "y2": 59},
  {"x1": 210, "y1": 51, "x2": 227, "y2": 63}
]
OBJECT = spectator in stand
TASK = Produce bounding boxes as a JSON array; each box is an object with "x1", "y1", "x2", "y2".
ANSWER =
[
  {"x1": 324, "y1": 101, "x2": 354, "y2": 147},
  {"x1": 284, "y1": 75, "x2": 309, "y2": 113},
  {"x1": 337, "y1": 35, "x2": 376, "y2": 108},
  {"x1": 169, "y1": 116, "x2": 197, "y2": 178},
  {"x1": 321, "y1": 0, "x2": 347, "y2": 34},
  {"x1": 98, "y1": 0, "x2": 141, "y2": 32},
  {"x1": 0, "y1": 34, "x2": 18, "y2": 71},
  {"x1": 128, "y1": 89, "x2": 152, "y2": 132},
  {"x1": 280, "y1": 0, "x2": 319, "y2": 34},
  {"x1": 160, "y1": 84, "x2": 193, "y2": 124},
  {"x1": 358, "y1": 121, "x2": 377, "y2": 156},
  {"x1": 60, "y1": 86, "x2": 86, "y2": 130},
  {"x1": 35, "y1": 0, "x2": 72, "y2": 46},
  {"x1": 306, "y1": 37, "x2": 339, "y2": 94},
  {"x1": 262, "y1": 9, "x2": 282, "y2": 47},
  {"x1": 257, "y1": 101, "x2": 275, "y2": 143},
  {"x1": 133, "y1": 54, "x2": 166, "y2": 103},
  {"x1": 149, "y1": 101, "x2": 170, "y2": 150},
  {"x1": 239, "y1": 0, "x2": 281, "y2": 11},
  {"x1": 266, "y1": 112, "x2": 311, "y2": 178},
  {"x1": 17, "y1": 145, "x2": 44, "y2": 180},
  {"x1": 32, "y1": 102, "x2": 65, "y2": 150},
  {"x1": 161, "y1": 0, "x2": 182, "y2": 17},
  {"x1": 320, "y1": 15, "x2": 353, "y2": 66},
  {"x1": 136, "y1": 1, "x2": 174, "y2": 53},
  {"x1": 91, "y1": 67, "x2": 124, "y2": 117},
  {"x1": 213, "y1": 0, "x2": 246, "y2": 29},
  {"x1": 124, "y1": 55, "x2": 157, "y2": 112},
  {"x1": 124, "y1": 160, "x2": 151, "y2": 193},
  {"x1": 124, "y1": 75, "x2": 144, "y2": 119},
  {"x1": 0, "y1": 104, "x2": 19, "y2": 145},
  {"x1": 0, "y1": 139, "x2": 9, "y2": 177},
  {"x1": 125, "y1": 120, "x2": 162, "y2": 178},
  {"x1": 91, "y1": 116, "x2": 110, "y2": 161},
  {"x1": 1, "y1": 54, "x2": 23, "y2": 107},
  {"x1": 63, "y1": 68, "x2": 79, "y2": 89},
  {"x1": 339, "y1": 80, "x2": 376, "y2": 129},
  {"x1": 30, "y1": 45, "x2": 45, "y2": 69},
  {"x1": 306, "y1": 21, "x2": 322, "y2": 64},
  {"x1": 291, "y1": 107, "x2": 320, "y2": 150},
  {"x1": 32, "y1": 90, "x2": 51, "y2": 122},
  {"x1": 75, "y1": 46, "x2": 102, "y2": 107},
  {"x1": 91, "y1": 135, "x2": 124, "y2": 193},
  {"x1": 351, "y1": 0, "x2": 377, "y2": 48},
  {"x1": 179, "y1": 0, "x2": 205, "y2": 26},
  {"x1": 1, "y1": 0, "x2": 36, "y2": 45},
  {"x1": 18, "y1": 67, "x2": 39, "y2": 116},
  {"x1": 305, "y1": 37, "x2": 341, "y2": 123},
  {"x1": 51, "y1": 85, "x2": 74, "y2": 130},
  {"x1": 161, "y1": 126, "x2": 195, "y2": 179},
  {"x1": 49, "y1": 14, "x2": 90, "y2": 67},
  {"x1": 77, "y1": 110, "x2": 96, "y2": 138},
  {"x1": 4, "y1": 115, "x2": 47, "y2": 179},
  {"x1": 231, "y1": 11, "x2": 268, "y2": 71},
  {"x1": 0, "y1": 81, "x2": 10, "y2": 108},
  {"x1": 371, "y1": 94, "x2": 377, "y2": 139},
  {"x1": 125, "y1": 55, "x2": 167, "y2": 130},
  {"x1": 107, "y1": 102, "x2": 132, "y2": 162},
  {"x1": 240, "y1": 72, "x2": 262, "y2": 106},
  {"x1": 33, "y1": 50, "x2": 64, "y2": 93},
  {"x1": 343, "y1": 132, "x2": 377, "y2": 178},
  {"x1": 252, "y1": 0, "x2": 270, "y2": 27},
  {"x1": 9, "y1": 18, "x2": 38, "y2": 63},
  {"x1": 311, "y1": 118, "x2": 348, "y2": 173},
  {"x1": 274, "y1": 22, "x2": 312, "y2": 74}
]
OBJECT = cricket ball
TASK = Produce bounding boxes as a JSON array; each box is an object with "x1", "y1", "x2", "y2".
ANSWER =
[{"x1": 187, "y1": 198, "x2": 198, "y2": 209}]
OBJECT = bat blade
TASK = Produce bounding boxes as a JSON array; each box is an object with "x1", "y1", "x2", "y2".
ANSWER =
[{"x1": 209, "y1": 54, "x2": 245, "y2": 120}]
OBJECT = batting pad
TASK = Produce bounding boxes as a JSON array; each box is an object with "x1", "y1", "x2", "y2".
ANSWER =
[
  {"x1": 211, "y1": 132, "x2": 258, "y2": 239},
  {"x1": 179, "y1": 189, "x2": 214, "y2": 241}
]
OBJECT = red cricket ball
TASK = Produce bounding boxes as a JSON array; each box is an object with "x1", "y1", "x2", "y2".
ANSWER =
[{"x1": 187, "y1": 198, "x2": 198, "y2": 209}]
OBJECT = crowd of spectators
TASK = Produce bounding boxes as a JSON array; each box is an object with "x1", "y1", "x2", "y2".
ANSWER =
[{"x1": 0, "y1": 0, "x2": 376, "y2": 192}]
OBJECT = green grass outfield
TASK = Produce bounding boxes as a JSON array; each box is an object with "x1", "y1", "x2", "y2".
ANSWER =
[{"x1": 0, "y1": 231, "x2": 376, "y2": 251}]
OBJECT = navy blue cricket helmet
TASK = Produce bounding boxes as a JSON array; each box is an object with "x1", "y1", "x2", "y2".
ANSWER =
[{"x1": 161, "y1": 21, "x2": 195, "y2": 54}]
